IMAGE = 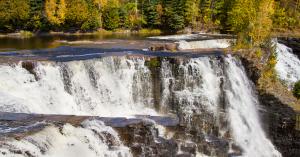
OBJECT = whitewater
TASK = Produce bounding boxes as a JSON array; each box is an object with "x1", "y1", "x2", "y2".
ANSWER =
[{"x1": 0, "y1": 38, "x2": 291, "y2": 156}]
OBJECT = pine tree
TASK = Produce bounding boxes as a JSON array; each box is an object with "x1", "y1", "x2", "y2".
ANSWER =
[
  {"x1": 143, "y1": 0, "x2": 162, "y2": 28},
  {"x1": 27, "y1": 0, "x2": 44, "y2": 31},
  {"x1": 162, "y1": 0, "x2": 185, "y2": 31}
]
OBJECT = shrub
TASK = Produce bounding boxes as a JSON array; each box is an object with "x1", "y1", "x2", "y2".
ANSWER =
[{"x1": 293, "y1": 81, "x2": 300, "y2": 99}]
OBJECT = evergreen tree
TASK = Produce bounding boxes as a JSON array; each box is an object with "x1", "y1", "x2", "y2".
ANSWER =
[
  {"x1": 143, "y1": 0, "x2": 162, "y2": 28},
  {"x1": 162, "y1": 0, "x2": 185, "y2": 31},
  {"x1": 27, "y1": 0, "x2": 44, "y2": 31}
]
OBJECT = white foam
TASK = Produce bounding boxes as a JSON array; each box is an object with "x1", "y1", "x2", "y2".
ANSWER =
[
  {"x1": 160, "y1": 57, "x2": 222, "y2": 115},
  {"x1": 225, "y1": 56, "x2": 281, "y2": 157},
  {"x1": 0, "y1": 57, "x2": 157, "y2": 117},
  {"x1": 275, "y1": 42, "x2": 300, "y2": 89},
  {"x1": 177, "y1": 39, "x2": 231, "y2": 50},
  {"x1": 0, "y1": 120, "x2": 132, "y2": 157}
]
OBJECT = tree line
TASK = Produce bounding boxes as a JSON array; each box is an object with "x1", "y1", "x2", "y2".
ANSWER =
[{"x1": 0, "y1": 0, "x2": 299, "y2": 37}]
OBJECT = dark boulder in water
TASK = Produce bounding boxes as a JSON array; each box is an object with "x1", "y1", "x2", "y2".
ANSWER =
[{"x1": 21, "y1": 61, "x2": 38, "y2": 80}]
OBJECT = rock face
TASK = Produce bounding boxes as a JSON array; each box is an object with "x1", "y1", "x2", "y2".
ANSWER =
[
  {"x1": 240, "y1": 55, "x2": 300, "y2": 157},
  {"x1": 0, "y1": 112, "x2": 198, "y2": 157}
]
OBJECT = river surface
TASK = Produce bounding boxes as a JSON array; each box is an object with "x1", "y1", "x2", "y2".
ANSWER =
[{"x1": 0, "y1": 34, "x2": 153, "y2": 51}]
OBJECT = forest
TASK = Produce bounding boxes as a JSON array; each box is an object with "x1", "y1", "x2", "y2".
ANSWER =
[{"x1": 0, "y1": 0, "x2": 299, "y2": 37}]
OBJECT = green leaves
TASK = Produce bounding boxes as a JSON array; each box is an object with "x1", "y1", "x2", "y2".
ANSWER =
[
  {"x1": 103, "y1": 7, "x2": 120, "y2": 30},
  {"x1": 0, "y1": 0, "x2": 30, "y2": 31},
  {"x1": 293, "y1": 81, "x2": 300, "y2": 99},
  {"x1": 0, "y1": 0, "x2": 298, "y2": 33},
  {"x1": 228, "y1": 0, "x2": 275, "y2": 47}
]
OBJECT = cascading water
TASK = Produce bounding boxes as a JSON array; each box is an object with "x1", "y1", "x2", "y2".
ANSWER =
[
  {"x1": 0, "y1": 57, "x2": 156, "y2": 117},
  {"x1": 224, "y1": 56, "x2": 281, "y2": 157},
  {"x1": 0, "y1": 54, "x2": 282, "y2": 156},
  {"x1": 159, "y1": 56, "x2": 281, "y2": 157},
  {"x1": 275, "y1": 42, "x2": 300, "y2": 89},
  {"x1": 177, "y1": 39, "x2": 232, "y2": 50},
  {"x1": 0, "y1": 120, "x2": 132, "y2": 157},
  {"x1": 160, "y1": 57, "x2": 222, "y2": 116}
]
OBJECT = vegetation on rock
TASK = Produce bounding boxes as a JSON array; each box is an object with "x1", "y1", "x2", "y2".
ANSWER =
[{"x1": 293, "y1": 81, "x2": 300, "y2": 99}]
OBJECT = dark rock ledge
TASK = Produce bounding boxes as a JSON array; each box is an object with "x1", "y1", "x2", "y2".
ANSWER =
[{"x1": 0, "y1": 112, "x2": 196, "y2": 157}]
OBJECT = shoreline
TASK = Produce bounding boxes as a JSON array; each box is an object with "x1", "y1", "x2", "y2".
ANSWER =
[{"x1": 0, "y1": 29, "x2": 163, "y2": 39}]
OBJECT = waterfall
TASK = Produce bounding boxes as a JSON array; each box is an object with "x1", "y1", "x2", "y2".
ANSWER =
[
  {"x1": 0, "y1": 57, "x2": 156, "y2": 117},
  {"x1": 0, "y1": 55, "x2": 282, "y2": 156},
  {"x1": 224, "y1": 56, "x2": 281, "y2": 157},
  {"x1": 0, "y1": 120, "x2": 132, "y2": 157},
  {"x1": 160, "y1": 56, "x2": 281, "y2": 157},
  {"x1": 275, "y1": 42, "x2": 300, "y2": 89},
  {"x1": 160, "y1": 57, "x2": 222, "y2": 115}
]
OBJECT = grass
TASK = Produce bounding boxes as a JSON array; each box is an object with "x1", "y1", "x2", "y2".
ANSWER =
[
  {"x1": 138, "y1": 29, "x2": 162, "y2": 35},
  {"x1": 19, "y1": 30, "x2": 34, "y2": 38},
  {"x1": 145, "y1": 58, "x2": 161, "y2": 68}
]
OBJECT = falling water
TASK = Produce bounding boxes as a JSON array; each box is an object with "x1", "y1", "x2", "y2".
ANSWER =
[
  {"x1": 160, "y1": 56, "x2": 281, "y2": 157},
  {"x1": 275, "y1": 42, "x2": 300, "y2": 89},
  {"x1": 0, "y1": 54, "x2": 282, "y2": 156},
  {"x1": 0, "y1": 57, "x2": 156, "y2": 117},
  {"x1": 160, "y1": 57, "x2": 222, "y2": 115},
  {"x1": 0, "y1": 120, "x2": 132, "y2": 157},
  {"x1": 177, "y1": 39, "x2": 232, "y2": 50},
  {"x1": 224, "y1": 56, "x2": 281, "y2": 157}
]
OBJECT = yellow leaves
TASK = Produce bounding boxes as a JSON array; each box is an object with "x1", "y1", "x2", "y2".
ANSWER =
[
  {"x1": 156, "y1": 4, "x2": 163, "y2": 16},
  {"x1": 45, "y1": 0, "x2": 66, "y2": 25},
  {"x1": 229, "y1": 0, "x2": 275, "y2": 47},
  {"x1": 93, "y1": 0, "x2": 108, "y2": 10},
  {"x1": 249, "y1": 0, "x2": 274, "y2": 46}
]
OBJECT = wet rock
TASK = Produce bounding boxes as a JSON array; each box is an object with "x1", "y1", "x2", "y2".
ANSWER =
[
  {"x1": 149, "y1": 43, "x2": 178, "y2": 52},
  {"x1": 259, "y1": 93, "x2": 300, "y2": 157},
  {"x1": 113, "y1": 121, "x2": 182, "y2": 157},
  {"x1": 21, "y1": 61, "x2": 38, "y2": 80},
  {"x1": 179, "y1": 142, "x2": 197, "y2": 154}
]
